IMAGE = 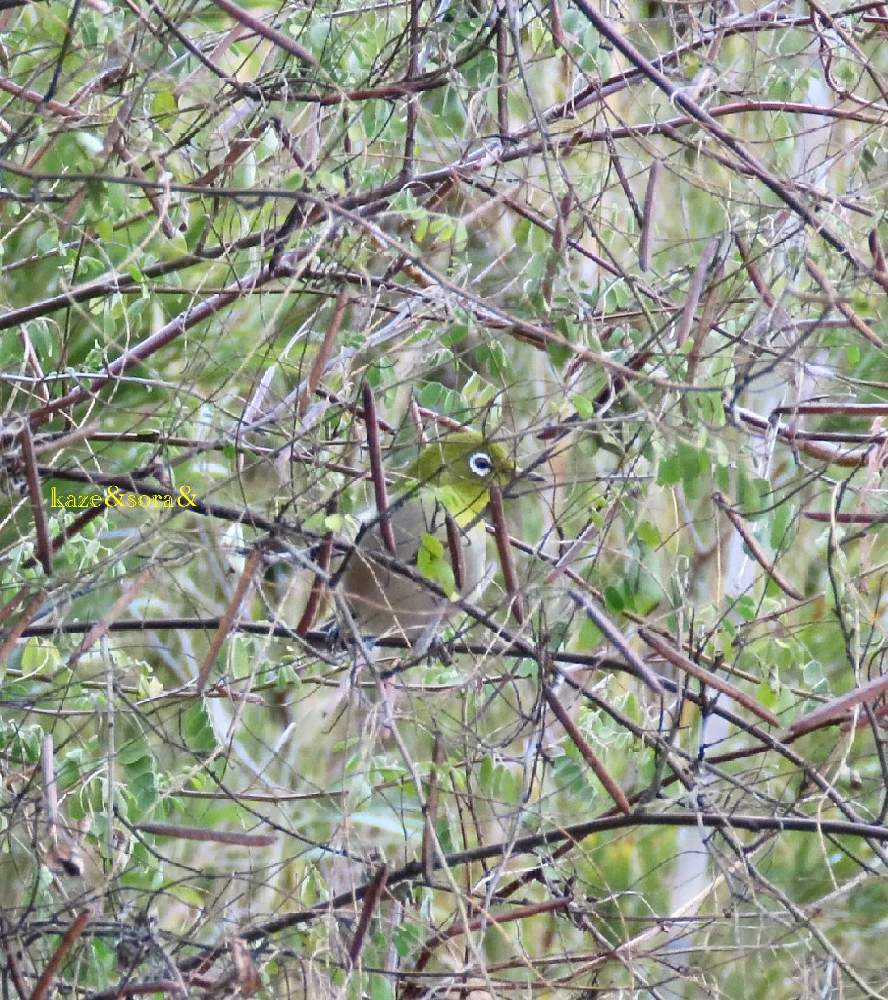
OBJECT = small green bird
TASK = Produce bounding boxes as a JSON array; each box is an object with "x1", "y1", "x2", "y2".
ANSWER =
[{"x1": 340, "y1": 431, "x2": 515, "y2": 645}]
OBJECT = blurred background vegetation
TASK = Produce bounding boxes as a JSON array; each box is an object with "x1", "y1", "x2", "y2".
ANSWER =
[{"x1": 0, "y1": 0, "x2": 887, "y2": 995}]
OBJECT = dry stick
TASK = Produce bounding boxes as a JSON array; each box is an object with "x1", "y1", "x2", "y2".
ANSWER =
[
  {"x1": 571, "y1": 0, "x2": 858, "y2": 265},
  {"x1": 362, "y1": 382, "x2": 397, "y2": 556},
  {"x1": 19, "y1": 326, "x2": 50, "y2": 403},
  {"x1": 543, "y1": 684, "x2": 631, "y2": 814},
  {"x1": 207, "y1": 0, "x2": 318, "y2": 66},
  {"x1": 192, "y1": 122, "x2": 268, "y2": 186},
  {"x1": 548, "y1": 0, "x2": 566, "y2": 48},
  {"x1": 295, "y1": 291, "x2": 350, "y2": 418},
  {"x1": 228, "y1": 938, "x2": 260, "y2": 996},
  {"x1": 804, "y1": 257, "x2": 885, "y2": 350},
  {"x1": 196, "y1": 548, "x2": 261, "y2": 693},
  {"x1": 422, "y1": 734, "x2": 445, "y2": 882},
  {"x1": 638, "y1": 159, "x2": 662, "y2": 272},
  {"x1": 773, "y1": 402, "x2": 888, "y2": 417},
  {"x1": 134, "y1": 822, "x2": 276, "y2": 847},
  {"x1": 444, "y1": 515, "x2": 465, "y2": 592},
  {"x1": 675, "y1": 236, "x2": 719, "y2": 347},
  {"x1": 541, "y1": 192, "x2": 571, "y2": 309},
  {"x1": 804, "y1": 510, "x2": 888, "y2": 524},
  {"x1": 638, "y1": 628, "x2": 781, "y2": 728},
  {"x1": 606, "y1": 139, "x2": 644, "y2": 229},
  {"x1": 496, "y1": 13, "x2": 509, "y2": 136},
  {"x1": 88, "y1": 980, "x2": 185, "y2": 999},
  {"x1": 734, "y1": 234, "x2": 777, "y2": 307},
  {"x1": 401, "y1": 0, "x2": 421, "y2": 177},
  {"x1": 488, "y1": 485, "x2": 526, "y2": 625},
  {"x1": 568, "y1": 591, "x2": 664, "y2": 695},
  {"x1": 0, "y1": 75, "x2": 83, "y2": 118},
  {"x1": 30, "y1": 910, "x2": 91, "y2": 1000},
  {"x1": 32, "y1": 423, "x2": 100, "y2": 455},
  {"x1": 68, "y1": 566, "x2": 154, "y2": 666},
  {"x1": 295, "y1": 517, "x2": 334, "y2": 637},
  {"x1": 292, "y1": 295, "x2": 351, "y2": 635},
  {"x1": 870, "y1": 228, "x2": 887, "y2": 273},
  {"x1": 788, "y1": 671, "x2": 888, "y2": 736},
  {"x1": 0, "y1": 589, "x2": 47, "y2": 670},
  {"x1": 347, "y1": 863, "x2": 390, "y2": 967},
  {"x1": 687, "y1": 255, "x2": 724, "y2": 386},
  {"x1": 19, "y1": 423, "x2": 52, "y2": 576},
  {"x1": 712, "y1": 491, "x2": 804, "y2": 601},
  {"x1": 41, "y1": 732, "x2": 58, "y2": 840}
]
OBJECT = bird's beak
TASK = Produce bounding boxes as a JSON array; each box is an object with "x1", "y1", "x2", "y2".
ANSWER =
[{"x1": 522, "y1": 470, "x2": 548, "y2": 483}]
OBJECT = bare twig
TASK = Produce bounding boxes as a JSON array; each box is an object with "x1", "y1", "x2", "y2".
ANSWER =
[
  {"x1": 362, "y1": 381, "x2": 397, "y2": 556},
  {"x1": 347, "y1": 863, "x2": 389, "y2": 966},
  {"x1": 712, "y1": 491, "x2": 804, "y2": 601},
  {"x1": 30, "y1": 910, "x2": 91, "y2": 1000},
  {"x1": 19, "y1": 423, "x2": 52, "y2": 575},
  {"x1": 543, "y1": 684, "x2": 632, "y2": 814},
  {"x1": 134, "y1": 822, "x2": 276, "y2": 847},
  {"x1": 638, "y1": 628, "x2": 781, "y2": 728},
  {"x1": 196, "y1": 549, "x2": 261, "y2": 693}
]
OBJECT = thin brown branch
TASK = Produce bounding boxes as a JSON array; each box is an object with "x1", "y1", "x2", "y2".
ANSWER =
[
  {"x1": 295, "y1": 514, "x2": 334, "y2": 637},
  {"x1": 21, "y1": 504, "x2": 107, "y2": 571},
  {"x1": 134, "y1": 822, "x2": 276, "y2": 847},
  {"x1": 638, "y1": 628, "x2": 781, "y2": 728},
  {"x1": 804, "y1": 257, "x2": 885, "y2": 350},
  {"x1": 19, "y1": 423, "x2": 52, "y2": 575},
  {"x1": 422, "y1": 733, "x2": 445, "y2": 882},
  {"x1": 27, "y1": 262, "x2": 281, "y2": 427},
  {"x1": 788, "y1": 671, "x2": 888, "y2": 736},
  {"x1": 361, "y1": 381, "x2": 397, "y2": 556},
  {"x1": 407, "y1": 896, "x2": 571, "y2": 986},
  {"x1": 69, "y1": 566, "x2": 154, "y2": 666},
  {"x1": 638, "y1": 159, "x2": 662, "y2": 272},
  {"x1": 207, "y1": 0, "x2": 318, "y2": 66},
  {"x1": 712, "y1": 491, "x2": 804, "y2": 601},
  {"x1": 347, "y1": 863, "x2": 389, "y2": 966},
  {"x1": 444, "y1": 513, "x2": 465, "y2": 592},
  {"x1": 734, "y1": 234, "x2": 777, "y2": 308},
  {"x1": 0, "y1": 589, "x2": 47, "y2": 670},
  {"x1": 30, "y1": 910, "x2": 91, "y2": 1000},
  {"x1": 296, "y1": 291, "x2": 350, "y2": 418},
  {"x1": 773, "y1": 402, "x2": 888, "y2": 417},
  {"x1": 543, "y1": 684, "x2": 631, "y2": 814},
  {"x1": 196, "y1": 548, "x2": 261, "y2": 693},
  {"x1": 488, "y1": 484, "x2": 526, "y2": 625},
  {"x1": 675, "y1": 236, "x2": 719, "y2": 347},
  {"x1": 568, "y1": 591, "x2": 664, "y2": 695}
]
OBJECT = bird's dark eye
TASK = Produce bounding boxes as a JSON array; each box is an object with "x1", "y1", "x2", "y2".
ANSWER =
[{"x1": 468, "y1": 451, "x2": 493, "y2": 478}]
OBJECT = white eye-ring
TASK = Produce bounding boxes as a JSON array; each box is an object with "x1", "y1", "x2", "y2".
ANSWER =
[{"x1": 468, "y1": 451, "x2": 493, "y2": 478}]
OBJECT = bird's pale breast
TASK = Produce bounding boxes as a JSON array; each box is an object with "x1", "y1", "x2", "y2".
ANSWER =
[{"x1": 341, "y1": 494, "x2": 486, "y2": 641}]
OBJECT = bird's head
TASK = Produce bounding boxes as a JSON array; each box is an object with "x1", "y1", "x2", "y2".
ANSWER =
[{"x1": 409, "y1": 430, "x2": 515, "y2": 526}]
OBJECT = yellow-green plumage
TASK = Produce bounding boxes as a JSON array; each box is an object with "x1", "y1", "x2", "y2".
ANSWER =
[{"x1": 341, "y1": 431, "x2": 514, "y2": 642}]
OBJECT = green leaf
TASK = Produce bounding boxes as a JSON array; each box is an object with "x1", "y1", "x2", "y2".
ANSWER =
[
  {"x1": 416, "y1": 532, "x2": 456, "y2": 595},
  {"x1": 657, "y1": 451, "x2": 681, "y2": 487},
  {"x1": 636, "y1": 520, "x2": 660, "y2": 547}
]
